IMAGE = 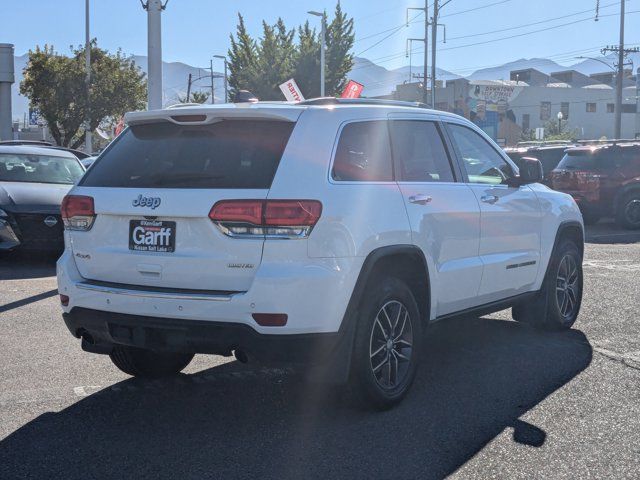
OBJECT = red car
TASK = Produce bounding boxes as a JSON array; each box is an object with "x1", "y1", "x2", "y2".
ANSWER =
[{"x1": 548, "y1": 143, "x2": 640, "y2": 228}]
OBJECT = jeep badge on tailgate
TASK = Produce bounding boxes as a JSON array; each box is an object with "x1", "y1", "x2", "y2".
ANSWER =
[{"x1": 132, "y1": 194, "x2": 161, "y2": 209}]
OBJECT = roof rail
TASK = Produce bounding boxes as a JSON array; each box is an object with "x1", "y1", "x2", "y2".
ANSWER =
[
  {"x1": 576, "y1": 138, "x2": 640, "y2": 146},
  {"x1": 298, "y1": 97, "x2": 430, "y2": 109}
]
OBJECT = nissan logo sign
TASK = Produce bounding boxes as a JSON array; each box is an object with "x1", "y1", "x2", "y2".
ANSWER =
[{"x1": 43, "y1": 216, "x2": 58, "y2": 227}]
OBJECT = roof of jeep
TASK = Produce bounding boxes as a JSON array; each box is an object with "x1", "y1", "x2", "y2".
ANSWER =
[{"x1": 124, "y1": 99, "x2": 463, "y2": 126}]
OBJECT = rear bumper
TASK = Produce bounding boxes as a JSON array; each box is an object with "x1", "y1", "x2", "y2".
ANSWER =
[
  {"x1": 63, "y1": 307, "x2": 343, "y2": 364},
  {"x1": 57, "y1": 246, "x2": 363, "y2": 335}
]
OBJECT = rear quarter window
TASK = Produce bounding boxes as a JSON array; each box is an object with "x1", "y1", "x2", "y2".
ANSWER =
[
  {"x1": 332, "y1": 121, "x2": 393, "y2": 182},
  {"x1": 81, "y1": 120, "x2": 294, "y2": 189}
]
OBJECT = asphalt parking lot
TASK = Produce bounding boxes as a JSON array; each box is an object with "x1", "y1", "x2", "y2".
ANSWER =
[{"x1": 0, "y1": 222, "x2": 639, "y2": 479}]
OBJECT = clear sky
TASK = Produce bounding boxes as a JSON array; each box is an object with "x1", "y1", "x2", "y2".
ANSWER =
[{"x1": 2, "y1": 0, "x2": 639, "y2": 75}]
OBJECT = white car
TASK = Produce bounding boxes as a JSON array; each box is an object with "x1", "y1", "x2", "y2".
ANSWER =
[{"x1": 57, "y1": 99, "x2": 584, "y2": 409}]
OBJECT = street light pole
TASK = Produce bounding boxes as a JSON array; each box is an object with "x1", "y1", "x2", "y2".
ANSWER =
[
  {"x1": 142, "y1": 0, "x2": 166, "y2": 110},
  {"x1": 615, "y1": 0, "x2": 625, "y2": 139},
  {"x1": 308, "y1": 11, "x2": 326, "y2": 97},
  {"x1": 213, "y1": 55, "x2": 228, "y2": 103},
  {"x1": 85, "y1": 0, "x2": 91, "y2": 153},
  {"x1": 557, "y1": 111, "x2": 563, "y2": 134}
]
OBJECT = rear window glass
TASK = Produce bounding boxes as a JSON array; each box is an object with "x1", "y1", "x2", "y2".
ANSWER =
[
  {"x1": 332, "y1": 121, "x2": 393, "y2": 181},
  {"x1": 556, "y1": 150, "x2": 621, "y2": 171},
  {"x1": 81, "y1": 120, "x2": 294, "y2": 189},
  {"x1": 0, "y1": 153, "x2": 84, "y2": 184}
]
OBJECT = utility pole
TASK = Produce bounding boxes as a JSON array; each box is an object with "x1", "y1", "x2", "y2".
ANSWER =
[
  {"x1": 141, "y1": 0, "x2": 167, "y2": 110},
  {"x1": 213, "y1": 55, "x2": 228, "y2": 103},
  {"x1": 85, "y1": 0, "x2": 91, "y2": 153},
  {"x1": 431, "y1": 0, "x2": 450, "y2": 110},
  {"x1": 615, "y1": 0, "x2": 625, "y2": 139},
  {"x1": 407, "y1": 2, "x2": 429, "y2": 105},
  {"x1": 186, "y1": 73, "x2": 192, "y2": 102},
  {"x1": 601, "y1": 1, "x2": 638, "y2": 139},
  {"x1": 431, "y1": 1, "x2": 438, "y2": 109},
  {"x1": 636, "y1": 67, "x2": 640, "y2": 139},
  {"x1": 210, "y1": 59, "x2": 215, "y2": 104}
]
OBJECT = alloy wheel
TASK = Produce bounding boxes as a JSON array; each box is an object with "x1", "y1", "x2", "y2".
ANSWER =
[
  {"x1": 369, "y1": 300, "x2": 414, "y2": 390},
  {"x1": 556, "y1": 254, "x2": 580, "y2": 320},
  {"x1": 624, "y1": 199, "x2": 640, "y2": 227}
]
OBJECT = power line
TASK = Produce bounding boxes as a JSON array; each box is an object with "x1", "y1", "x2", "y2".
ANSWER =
[
  {"x1": 355, "y1": 12, "x2": 422, "y2": 56},
  {"x1": 440, "y1": 9, "x2": 640, "y2": 52},
  {"x1": 446, "y1": 0, "x2": 623, "y2": 41},
  {"x1": 441, "y1": 0, "x2": 513, "y2": 18},
  {"x1": 352, "y1": 7, "x2": 640, "y2": 70}
]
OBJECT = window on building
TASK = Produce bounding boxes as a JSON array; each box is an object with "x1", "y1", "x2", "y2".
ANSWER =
[
  {"x1": 622, "y1": 104, "x2": 637, "y2": 114},
  {"x1": 522, "y1": 114, "x2": 530, "y2": 131},
  {"x1": 540, "y1": 101, "x2": 551, "y2": 121},
  {"x1": 561, "y1": 102, "x2": 570, "y2": 120},
  {"x1": 586, "y1": 103, "x2": 597, "y2": 113},
  {"x1": 607, "y1": 103, "x2": 615, "y2": 113}
]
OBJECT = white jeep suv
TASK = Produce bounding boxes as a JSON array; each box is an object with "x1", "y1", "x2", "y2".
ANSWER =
[{"x1": 57, "y1": 99, "x2": 584, "y2": 409}]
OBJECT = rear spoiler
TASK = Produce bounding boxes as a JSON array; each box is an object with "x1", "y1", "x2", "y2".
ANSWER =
[{"x1": 124, "y1": 104, "x2": 303, "y2": 126}]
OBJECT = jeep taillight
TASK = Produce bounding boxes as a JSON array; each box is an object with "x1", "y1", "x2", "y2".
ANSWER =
[
  {"x1": 61, "y1": 195, "x2": 95, "y2": 231},
  {"x1": 209, "y1": 200, "x2": 322, "y2": 238}
]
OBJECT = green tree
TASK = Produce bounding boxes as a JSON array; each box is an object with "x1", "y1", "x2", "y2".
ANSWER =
[
  {"x1": 252, "y1": 19, "x2": 296, "y2": 99},
  {"x1": 325, "y1": 2, "x2": 355, "y2": 96},
  {"x1": 179, "y1": 91, "x2": 210, "y2": 104},
  {"x1": 293, "y1": 22, "x2": 320, "y2": 97},
  {"x1": 227, "y1": 2, "x2": 355, "y2": 100},
  {"x1": 228, "y1": 14, "x2": 259, "y2": 97},
  {"x1": 521, "y1": 119, "x2": 579, "y2": 142},
  {"x1": 20, "y1": 42, "x2": 146, "y2": 148}
]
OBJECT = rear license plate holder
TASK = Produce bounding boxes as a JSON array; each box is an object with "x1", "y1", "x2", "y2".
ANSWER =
[{"x1": 129, "y1": 220, "x2": 176, "y2": 252}]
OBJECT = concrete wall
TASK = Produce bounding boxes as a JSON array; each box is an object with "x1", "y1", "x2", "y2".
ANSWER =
[{"x1": 509, "y1": 85, "x2": 637, "y2": 139}]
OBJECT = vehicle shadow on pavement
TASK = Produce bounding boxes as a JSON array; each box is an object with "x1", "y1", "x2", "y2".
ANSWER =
[
  {"x1": 0, "y1": 251, "x2": 58, "y2": 280},
  {"x1": 0, "y1": 317, "x2": 592, "y2": 480},
  {"x1": 585, "y1": 220, "x2": 640, "y2": 244}
]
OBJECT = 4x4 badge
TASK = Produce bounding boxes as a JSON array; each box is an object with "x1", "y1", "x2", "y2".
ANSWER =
[{"x1": 132, "y1": 194, "x2": 161, "y2": 209}]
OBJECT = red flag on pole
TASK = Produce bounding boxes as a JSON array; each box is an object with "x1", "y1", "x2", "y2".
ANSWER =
[
  {"x1": 341, "y1": 80, "x2": 364, "y2": 99},
  {"x1": 114, "y1": 117, "x2": 125, "y2": 136}
]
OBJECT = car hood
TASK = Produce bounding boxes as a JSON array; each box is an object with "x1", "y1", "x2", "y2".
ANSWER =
[{"x1": 0, "y1": 181, "x2": 73, "y2": 208}]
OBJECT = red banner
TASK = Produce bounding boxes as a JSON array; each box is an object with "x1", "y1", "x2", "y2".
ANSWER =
[{"x1": 341, "y1": 80, "x2": 364, "y2": 99}]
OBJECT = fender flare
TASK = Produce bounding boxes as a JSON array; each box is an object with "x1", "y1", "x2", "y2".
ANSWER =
[
  {"x1": 551, "y1": 220, "x2": 584, "y2": 264},
  {"x1": 315, "y1": 245, "x2": 430, "y2": 384}
]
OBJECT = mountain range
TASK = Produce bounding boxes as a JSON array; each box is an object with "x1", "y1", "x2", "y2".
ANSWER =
[{"x1": 9, "y1": 52, "x2": 637, "y2": 123}]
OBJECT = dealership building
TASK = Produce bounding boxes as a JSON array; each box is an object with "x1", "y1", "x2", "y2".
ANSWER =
[{"x1": 393, "y1": 67, "x2": 640, "y2": 145}]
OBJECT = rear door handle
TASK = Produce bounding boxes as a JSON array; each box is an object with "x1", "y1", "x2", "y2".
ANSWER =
[
  {"x1": 481, "y1": 195, "x2": 499, "y2": 204},
  {"x1": 409, "y1": 194, "x2": 433, "y2": 205}
]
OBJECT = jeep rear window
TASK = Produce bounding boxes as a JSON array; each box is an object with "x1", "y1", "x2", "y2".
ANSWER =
[{"x1": 80, "y1": 120, "x2": 294, "y2": 189}]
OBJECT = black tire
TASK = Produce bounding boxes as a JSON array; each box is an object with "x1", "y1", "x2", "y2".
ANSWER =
[
  {"x1": 349, "y1": 276, "x2": 422, "y2": 410},
  {"x1": 581, "y1": 211, "x2": 600, "y2": 226},
  {"x1": 109, "y1": 346, "x2": 194, "y2": 378},
  {"x1": 512, "y1": 238, "x2": 583, "y2": 331},
  {"x1": 615, "y1": 192, "x2": 640, "y2": 230}
]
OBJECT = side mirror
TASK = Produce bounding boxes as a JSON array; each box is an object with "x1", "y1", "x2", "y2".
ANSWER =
[{"x1": 509, "y1": 156, "x2": 543, "y2": 186}]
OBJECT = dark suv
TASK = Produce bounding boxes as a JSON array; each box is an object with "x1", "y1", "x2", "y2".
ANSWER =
[
  {"x1": 505, "y1": 144, "x2": 572, "y2": 185},
  {"x1": 548, "y1": 143, "x2": 640, "y2": 228}
]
